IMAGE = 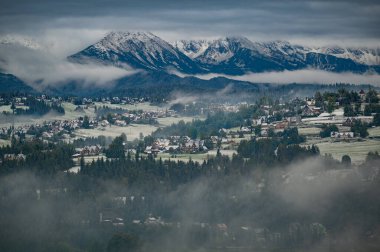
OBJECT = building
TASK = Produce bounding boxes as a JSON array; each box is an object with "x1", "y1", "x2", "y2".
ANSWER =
[
  {"x1": 330, "y1": 131, "x2": 354, "y2": 139},
  {"x1": 75, "y1": 145, "x2": 102, "y2": 156},
  {"x1": 3, "y1": 153, "x2": 26, "y2": 162}
]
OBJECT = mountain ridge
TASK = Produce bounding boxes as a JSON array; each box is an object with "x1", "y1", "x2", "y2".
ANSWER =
[
  {"x1": 69, "y1": 31, "x2": 203, "y2": 74},
  {"x1": 69, "y1": 31, "x2": 380, "y2": 75}
]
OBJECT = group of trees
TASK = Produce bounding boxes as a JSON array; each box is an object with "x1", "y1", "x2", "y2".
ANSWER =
[
  {"x1": 315, "y1": 88, "x2": 379, "y2": 116},
  {"x1": 350, "y1": 120, "x2": 369, "y2": 138},
  {"x1": 81, "y1": 129, "x2": 315, "y2": 186},
  {"x1": 0, "y1": 139, "x2": 74, "y2": 176},
  {"x1": 319, "y1": 124, "x2": 339, "y2": 138},
  {"x1": 154, "y1": 110, "x2": 254, "y2": 139},
  {"x1": 11, "y1": 97, "x2": 65, "y2": 115},
  {"x1": 72, "y1": 135, "x2": 109, "y2": 148},
  {"x1": 1, "y1": 87, "x2": 380, "y2": 251},
  {"x1": 105, "y1": 134, "x2": 127, "y2": 159},
  {"x1": 2, "y1": 131, "x2": 379, "y2": 252}
]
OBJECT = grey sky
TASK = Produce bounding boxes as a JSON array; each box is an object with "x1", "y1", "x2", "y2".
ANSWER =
[
  {"x1": 0, "y1": 0, "x2": 379, "y2": 49},
  {"x1": 1, "y1": 0, "x2": 379, "y2": 87}
]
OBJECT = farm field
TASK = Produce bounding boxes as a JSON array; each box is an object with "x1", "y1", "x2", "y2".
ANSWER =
[
  {"x1": 368, "y1": 126, "x2": 380, "y2": 137},
  {"x1": 153, "y1": 149, "x2": 237, "y2": 163},
  {"x1": 0, "y1": 139, "x2": 11, "y2": 147},
  {"x1": 157, "y1": 116, "x2": 204, "y2": 127},
  {"x1": 298, "y1": 127, "x2": 321, "y2": 136},
  {"x1": 93, "y1": 102, "x2": 168, "y2": 112},
  {"x1": 73, "y1": 115, "x2": 203, "y2": 140},
  {"x1": 0, "y1": 105, "x2": 30, "y2": 113},
  {"x1": 315, "y1": 139, "x2": 380, "y2": 164},
  {"x1": 0, "y1": 102, "x2": 164, "y2": 128},
  {"x1": 0, "y1": 103, "x2": 94, "y2": 128},
  {"x1": 75, "y1": 124, "x2": 158, "y2": 140}
]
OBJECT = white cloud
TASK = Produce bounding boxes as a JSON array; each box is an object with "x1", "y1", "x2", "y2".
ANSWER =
[
  {"x1": 0, "y1": 44, "x2": 135, "y2": 89},
  {"x1": 172, "y1": 69, "x2": 380, "y2": 86}
]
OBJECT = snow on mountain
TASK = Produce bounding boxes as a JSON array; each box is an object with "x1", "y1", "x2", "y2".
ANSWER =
[
  {"x1": 70, "y1": 31, "x2": 379, "y2": 75},
  {"x1": 187, "y1": 37, "x2": 312, "y2": 74},
  {"x1": 191, "y1": 38, "x2": 308, "y2": 66},
  {"x1": 195, "y1": 37, "x2": 237, "y2": 64},
  {"x1": 313, "y1": 47, "x2": 380, "y2": 66},
  {"x1": 70, "y1": 31, "x2": 200, "y2": 73},
  {"x1": 174, "y1": 40, "x2": 211, "y2": 59}
]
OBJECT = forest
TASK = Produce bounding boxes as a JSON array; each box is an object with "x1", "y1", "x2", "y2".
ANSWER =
[{"x1": 0, "y1": 128, "x2": 379, "y2": 251}]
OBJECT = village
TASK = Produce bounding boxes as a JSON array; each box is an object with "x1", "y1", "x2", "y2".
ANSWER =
[
  {"x1": 1, "y1": 88, "x2": 380, "y2": 252},
  {"x1": 1, "y1": 89, "x2": 379, "y2": 166}
]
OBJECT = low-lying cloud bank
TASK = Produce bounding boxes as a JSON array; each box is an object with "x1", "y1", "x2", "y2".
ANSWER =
[
  {"x1": 172, "y1": 69, "x2": 380, "y2": 86},
  {"x1": 0, "y1": 44, "x2": 135, "y2": 90},
  {"x1": 1, "y1": 38, "x2": 379, "y2": 91}
]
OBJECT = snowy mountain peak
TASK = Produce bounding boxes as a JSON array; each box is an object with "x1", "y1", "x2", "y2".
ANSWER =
[
  {"x1": 70, "y1": 31, "x2": 380, "y2": 75},
  {"x1": 93, "y1": 31, "x2": 176, "y2": 55},
  {"x1": 313, "y1": 46, "x2": 380, "y2": 65},
  {"x1": 174, "y1": 40, "x2": 211, "y2": 59},
  {"x1": 224, "y1": 36, "x2": 255, "y2": 47},
  {"x1": 70, "y1": 31, "x2": 200, "y2": 73},
  {"x1": 104, "y1": 31, "x2": 159, "y2": 43}
]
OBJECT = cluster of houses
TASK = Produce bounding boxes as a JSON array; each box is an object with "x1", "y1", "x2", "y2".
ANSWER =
[
  {"x1": 0, "y1": 119, "x2": 84, "y2": 143},
  {"x1": 251, "y1": 94, "x2": 375, "y2": 137},
  {"x1": 72, "y1": 145, "x2": 102, "y2": 158},
  {"x1": 203, "y1": 103, "x2": 244, "y2": 114},
  {"x1": 330, "y1": 131, "x2": 354, "y2": 139},
  {"x1": 0, "y1": 95, "x2": 63, "y2": 107},
  {"x1": 104, "y1": 109, "x2": 176, "y2": 127},
  {"x1": 105, "y1": 96, "x2": 147, "y2": 105},
  {"x1": 143, "y1": 130, "x2": 252, "y2": 156},
  {"x1": 3, "y1": 153, "x2": 26, "y2": 162},
  {"x1": 301, "y1": 110, "x2": 373, "y2": 126},
  {"x1": 0, "y1": 105, "x2": 178, "y2": 144},
  {"x1": 144, "y1": 136, "x2": 209, "y2": 155},
  {"x1": 73, "y1": 96, "x2": 149, "y2": 106}
]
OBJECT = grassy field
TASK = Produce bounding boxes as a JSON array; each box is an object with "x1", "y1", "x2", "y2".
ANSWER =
[
  {"x1": 0, "y1": 102, "x2": 165, "y2": 128},
  {"x1": 0, "y1": 139, "x2": 11, "y2": 147},
  {"x1": 157, "y1": 116, "x2": 204, "y2": 127},
  {"x1": 298, "y1": 127, "x2": 321, "y2": 136},
  {"x1": 315, "y1": 139, "x2": 380, "y2": 164},
  {"x1": 0, "y1": 105, "x2": 30, "y2": 113},
  {"x1": 72, "y1": 154, "x2": 107, "y2": 164},
  {"x1": 0, "y1": 101, "x2": 203, "y2": 140},
  {"x1": 0, "y1": 102, "x2": 95, "y2": 128},
  {"x1": 93, "y1": 102, "x2": 168, "y2": 112},
  {"x1": 75, "y1": 124, "x2": 158, "y2": 140},
  {"x1": 368, "y1": 126, "x2": 380, "y2": 137},
  {"x1": 61, "y1": 102, "x2": 95, "y2": 119},
  {"x1": 153, "y1": 149, "x2": 237, "y2": 163},
  {"x1": 73, "y1": 114, "x2": 204, "y2": 140}
]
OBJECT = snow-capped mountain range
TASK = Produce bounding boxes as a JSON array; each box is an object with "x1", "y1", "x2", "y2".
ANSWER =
[
  {"x1": 1, "y1": 31, "x2": 378, "y2": 95},
  {"x1": 69, "y1": 31, "x2": 201, "y2": 73},
  {"x1": 69, "y1": 31, "x2": 380, "y2": 75},
  {"x1": 312, "y1": 47, "x2": 380, "y2": 66},
  {"x1": 176, "y1": 39, "x2": 380, "y2": 66},
  {"x1": 0, "y1": 31, "x2": 379, "y2": 76}
]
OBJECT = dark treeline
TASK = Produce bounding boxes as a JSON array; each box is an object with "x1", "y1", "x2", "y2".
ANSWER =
[
  {"x1": 1, "y1": 129, "x2": 380, "y2": 252},
  {"x1": 153, "y1": 106, "x2": 265, "y2": 139},
  {"x1": 72, "y1": 136, "x2": 110, "y2": 148},
  {"x1": 1, "y1": 86, "x2": 380, "y2": 252},
  {"x1": 0, "y1": 137, "x2": 379, "y2": 251},
  {"x1": 4, "y1": 96, "x2": 65, "y2": 115},
  {"x1": 0, "y1": 139, "x2": 74, "y2": 176}
]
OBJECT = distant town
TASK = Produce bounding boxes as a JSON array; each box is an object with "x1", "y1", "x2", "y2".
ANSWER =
[{"x1": 1, "y1": 87, "x2": 380, "y2": 251}]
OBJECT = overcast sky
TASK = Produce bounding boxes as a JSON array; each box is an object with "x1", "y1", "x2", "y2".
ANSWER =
[
  {"x1": 1, "y1": 0, "x2": 379, "y2": 54},
  {"x1": 0, "y1": 0, "x2": 379, "y2": 87}
]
